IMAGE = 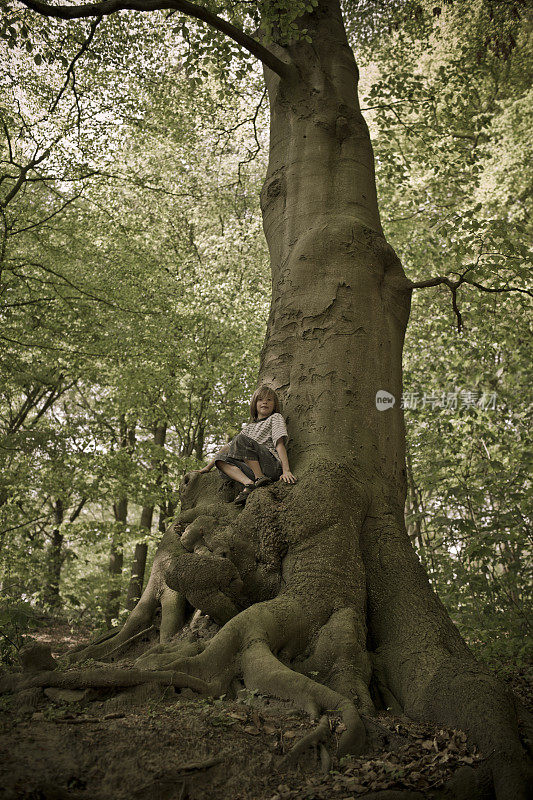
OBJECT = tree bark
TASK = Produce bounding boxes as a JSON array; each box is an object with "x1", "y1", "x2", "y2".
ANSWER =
[
  {"x1": 126, "y1": 423, "x2": 167, "y2": 609},
  {"x1": 405, "y1": 448, "x2": 428, "y2": 560},
  {"x1": 106, "y1": 497, "x2": 126, "y2": 626},
  {"x1": 106, "y1": 416, "x2": 133, "y2": 625},
  {"x1": 43, "y1": 499, "x2": 64, "y2": 609},
  {"x1": 259, "y1": 0, "x2": 408, "y2": 484}
]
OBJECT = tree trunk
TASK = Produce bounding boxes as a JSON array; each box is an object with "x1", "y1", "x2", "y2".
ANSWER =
[
  {"x1": 43, "y1": 499, "x2": 64, "y2": 609},
  {"x1": 194, "y1": 422, "x2": 205, "y2": 460},
  {"x1": 106, "y1": 416, "x2": 133, "y2": 625},
  {"x1": 106, "y1": 497, "x2": 126, "y2": 627},
  {"x1": 252, "y1": 5, "x2": 528, "y2": 796},
  {"x1": 126, "y1": 424, "x2": 167, "y2": 610},
  {"x1": 125, "y1": 511, "x2": 152, "y2": 611},
  {"x1": 405, "y1": 448, "x2": 427, "y2": 560},
  {"x1": 158, "y1": 460, "x2": 175, "y2": 532}
]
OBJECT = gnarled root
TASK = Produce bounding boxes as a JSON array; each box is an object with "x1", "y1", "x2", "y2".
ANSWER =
[
  {"x1": 68, "y1": 473, "x2": 267, "y2": 664},
  {"x1": 241, "y1": 638, "x2": 366, "y2": 757},
  {"x1": 124, "y1": 464, "x2": 371, "y2": 734},
  {"x1": 54, "y1": 460, "x2": 532, "y2": 799},
  {"x1": 130, "y1": 464, "x2": 375, "y2": 760},
  {"x1": 68, "y1": 529, "x2": 187, "y2": 663},
  {"x1": 0, "y1": 666, "x2": 211, "y2": 696},
  {"x1": 135, "y1": 598, "x2": 371, "y2": 760},
  {"x1": 280, "y1": 714, "x2": 330, "y2": 766}
]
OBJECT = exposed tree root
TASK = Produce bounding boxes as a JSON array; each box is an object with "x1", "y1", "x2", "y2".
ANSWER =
[
  {"x1": 103, "y1": 625, "x2": 157, "y2": 660},
  {"x1": 241, "y1": 637, "x2": 366, "y2": 756},
  {"x1": 68, "y1": 626, "x2": 117, "y2": 653},
  {"x1": 67, "y1": 548, "x2": 178, "y2": 664},
  {"x1": 35, "y1": 463, "x2": 529, "y2": 800},
  {"x1": 67, "y1": 479, "x2": 244, "y2": 664},
  {"x1": 130, "y1": 756, "x2": 225, "y2": 800},
  {"x1": 319, "y1": 742, "x2": 331, "y2": 773},
  {"x1": 1, "y1": 667, "x2": 211, "y2": 695},
  {"x1": 360, "y1": 712, "x2": 407, "y2": 752},
  {"x1": 280, "y1": 714, "x2": 330, "y2": 765}
]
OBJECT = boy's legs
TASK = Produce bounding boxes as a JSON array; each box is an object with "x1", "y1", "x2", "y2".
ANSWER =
[
  {"x1": 214, "y1": 435, "x2": 281, "y2": 486},
  {"x1": 227, "y1": 434, "x2": 277, "y2": 480},
  {"x1": 243, "y1": 459, "x2": 264, "y2": 480},
  {"x1": 215, "y1": 459, "x2": 254, "y2": 486},
  {"x1": 237, "y1": 436, "x2": 282, "y2": 481},
  {"x1": 256, "y1": 450, "x2": 283, "y2": 481}
]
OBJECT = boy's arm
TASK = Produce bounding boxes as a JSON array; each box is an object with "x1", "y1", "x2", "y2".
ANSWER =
[{"x1": 275, "y1": 439, "x2": 297, "y2": 483}]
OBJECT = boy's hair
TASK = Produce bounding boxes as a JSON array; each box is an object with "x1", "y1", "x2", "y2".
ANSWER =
[{"x1": 249, "y1": 385, "x2": 281, "y2": 420}]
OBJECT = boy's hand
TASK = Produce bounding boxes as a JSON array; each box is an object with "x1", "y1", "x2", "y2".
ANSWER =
[
  {"x1": 188, "y1": 465, "x2": 211, "y2": 477},
  {"x1": 279, "y1": 471, "x2": 297, "y2": 484}
]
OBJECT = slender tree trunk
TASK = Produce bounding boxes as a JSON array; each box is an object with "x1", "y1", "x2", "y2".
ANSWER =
[
  {"x1": 158, "y1": 460, "x2": 176, "y2": 532},
  {"x1": 106, "y1": 497, "x2": 127, "y2": 626},
  {"x1": 105, "y1": 416, "x2": 133, "y2": 625},
  {"x1": 158, "y1": 505, "x2": 167, "y2": 534},
  {"x1": 405, "y1": 448, "x2": 429, "y2": 561},
  {"x1": 126, "y1": 508, "x2": 153, "y2": 611},
  {"x1": 126, "y1": 424, "x2": 167, "y2": 610},
  {"x1": 194, "y1": 422, "x2": 205, "y2": 459},
  {"x1": 43, "y1": 499, "x2": 64, "y2": 609}
]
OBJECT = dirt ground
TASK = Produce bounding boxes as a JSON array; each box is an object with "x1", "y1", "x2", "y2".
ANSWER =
[{"x1": 0, "y1": 621, "x2": 531, "y2": 800}]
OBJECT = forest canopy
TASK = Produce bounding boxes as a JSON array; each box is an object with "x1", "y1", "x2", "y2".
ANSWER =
[{"x1": 0, "y1": 0, "x2": 531, "y2": 672}]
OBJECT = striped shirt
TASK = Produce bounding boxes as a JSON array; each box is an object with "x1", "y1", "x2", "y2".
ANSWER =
[{"x1": 241, "y1": 413, "x2": 288, "y2": 462}]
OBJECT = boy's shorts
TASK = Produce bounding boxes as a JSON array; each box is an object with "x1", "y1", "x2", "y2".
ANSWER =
[{"x1": 214, "y1": 433, "x2": 283, "y2": 482}]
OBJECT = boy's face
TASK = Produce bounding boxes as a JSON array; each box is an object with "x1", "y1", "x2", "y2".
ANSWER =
[{"x1": 256, "y1": 394, "x2": 275, "y2": 419}]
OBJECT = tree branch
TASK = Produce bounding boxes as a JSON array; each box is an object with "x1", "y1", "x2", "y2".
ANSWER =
[
  {"x1": 12, "y1": 191, "x2": 83, "y2": 236},
  {"x1": 14, "y1": 260, "x2": 151, "y2": 315},
  {"x1": 459, "y1": 278, "x2": 532, "y2": 297},
  {"x1": 409, "y1": 275, "x2": 532, "y2": 296},
  {"x1": 0, "y1": 514, "x2": 52, "y2": 538},
  {"x1": 18, "y1": 0, "x2": 293, "y2": 78},
  {"x1": 69, "y1": 497, "x2": 87, "y2": 522},
  {"x1": 50, "y1": 16, "x2": 102, "y2": 113},
  {"x1": 30, "y1": 381, "x2": 74, "y2": 427},
  {"x1": 408, "y1": 276, "x2": 458, "y2": 290},
  {"x1": 1, "y1": 117, "x2": 14, "y2": 163},
  {"x1": 0, "y1": 148, "x2": 49, "y2": 209},
  {"x1": 407, "y1": 275, "x2": 532, "y2": 332}
]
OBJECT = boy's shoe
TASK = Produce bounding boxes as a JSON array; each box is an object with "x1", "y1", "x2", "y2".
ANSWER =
[
  {"x1": 254, "y1": 476, "x2": 273, "y2": 488},
  {"x1": 234, "y1": 483, "x2": 256, "y2": 505}
]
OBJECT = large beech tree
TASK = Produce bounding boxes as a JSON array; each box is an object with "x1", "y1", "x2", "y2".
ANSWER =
[{"x1": 9, "y1": 1, "x2": 531, "y2": 797}]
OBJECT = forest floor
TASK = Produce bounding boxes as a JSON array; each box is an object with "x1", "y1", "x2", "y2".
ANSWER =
[{"x1": 0, "y1": 618, "x2": 531, "y2": 800}]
